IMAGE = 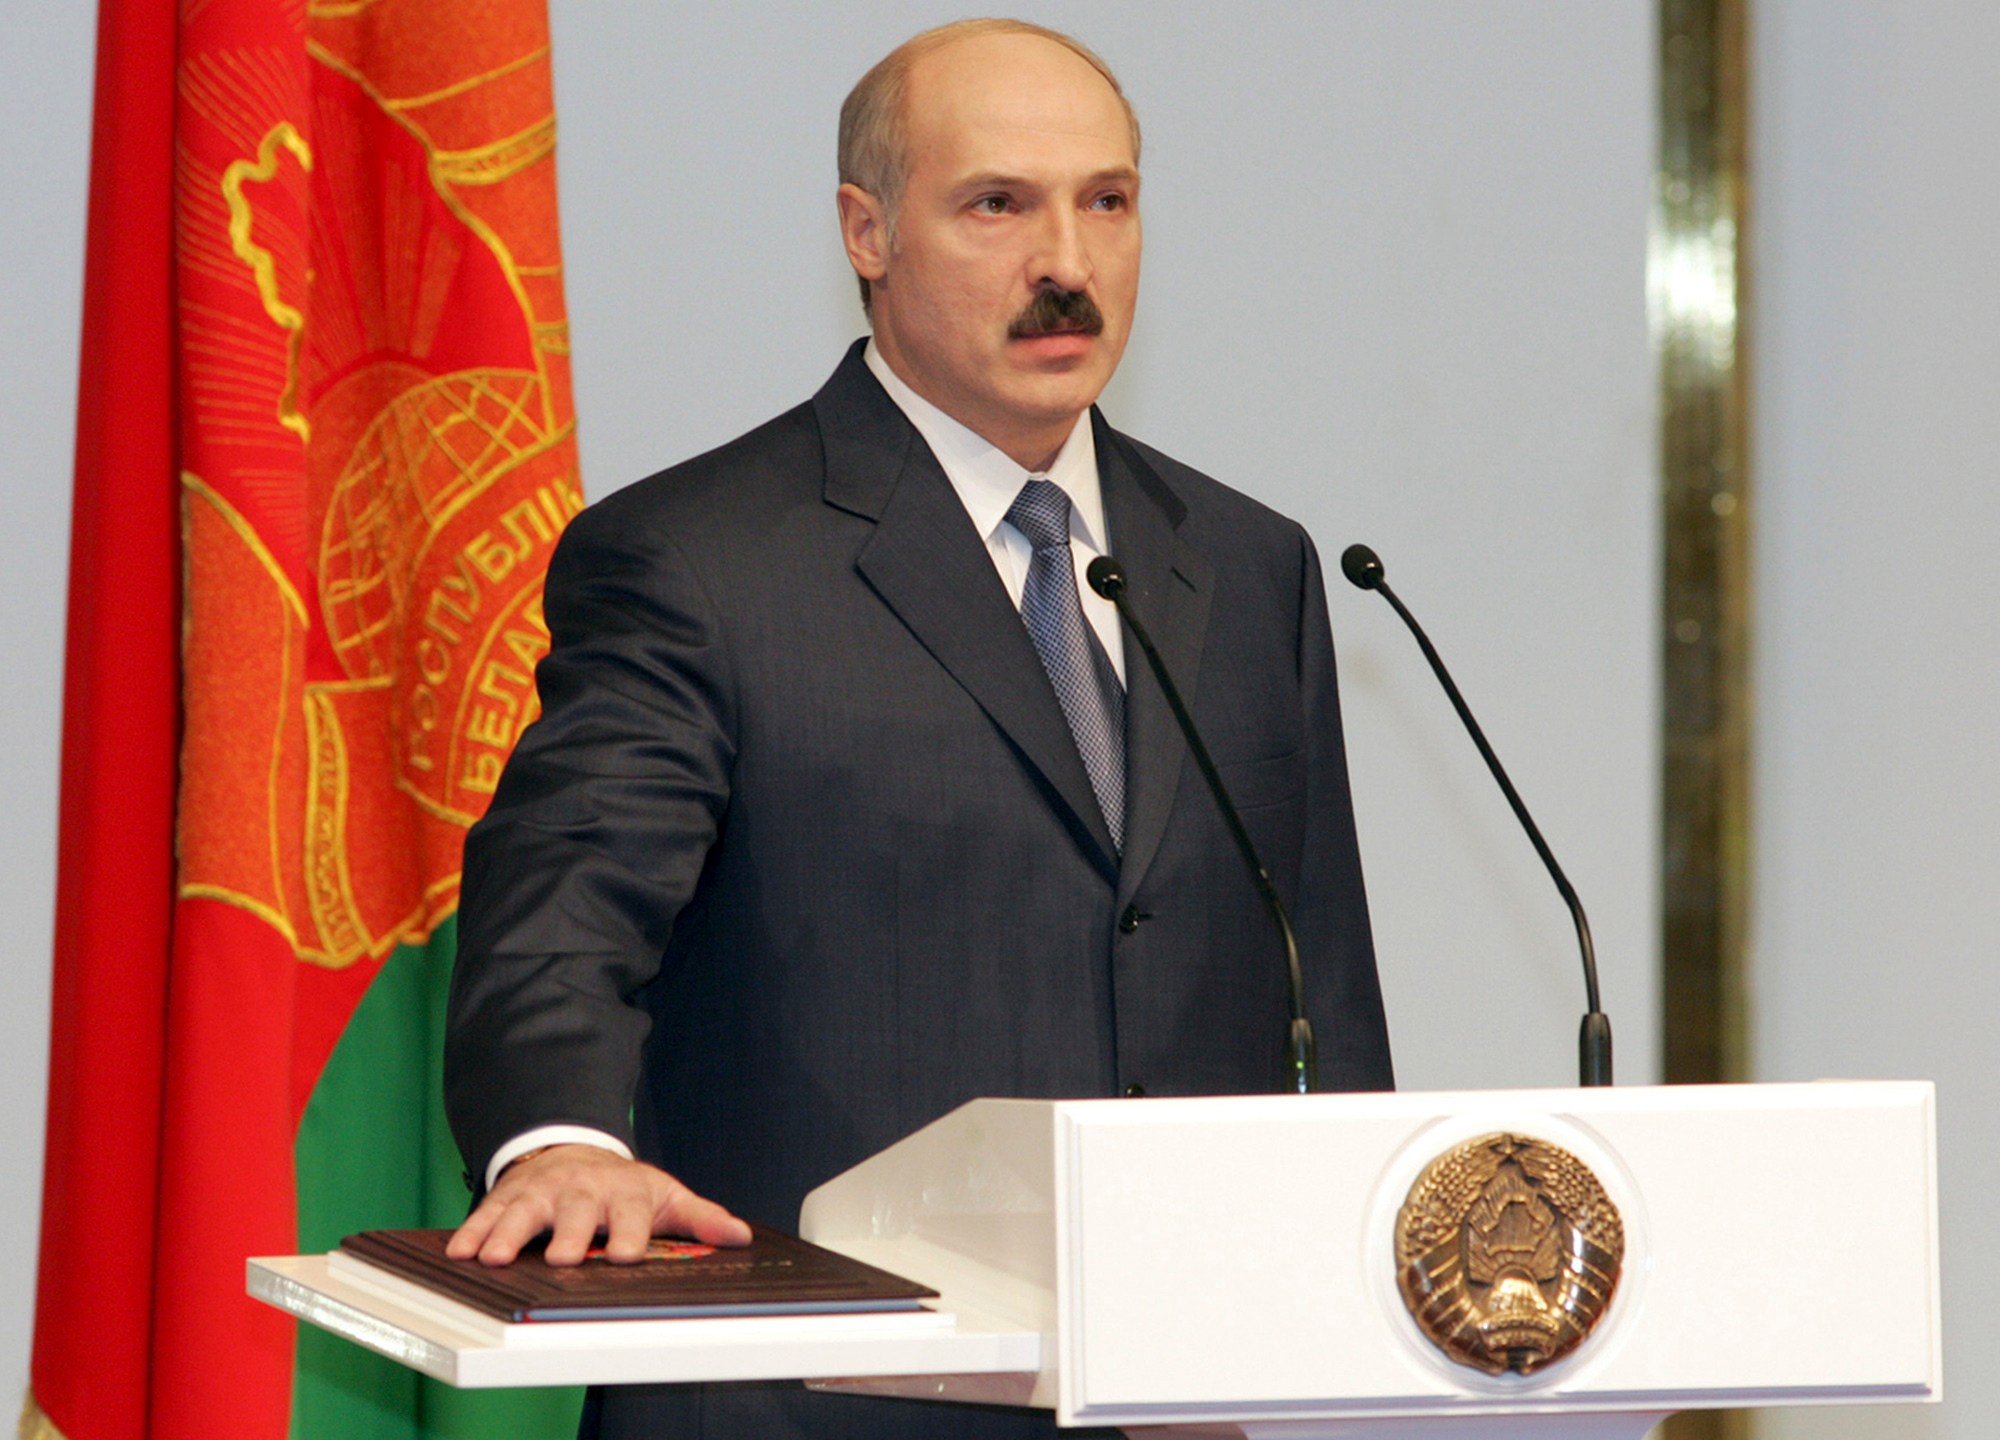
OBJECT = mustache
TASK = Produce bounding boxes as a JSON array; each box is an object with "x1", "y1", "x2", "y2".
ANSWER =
[{"x1": 1007, "y1": 288, "x2": 1104, "y2": 340}]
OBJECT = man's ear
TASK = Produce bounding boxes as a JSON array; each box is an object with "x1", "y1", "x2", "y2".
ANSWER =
[{"x1": 837, "y1": 184, "x2": 890, "y2": 286}]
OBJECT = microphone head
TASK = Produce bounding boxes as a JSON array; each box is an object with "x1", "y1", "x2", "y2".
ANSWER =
[
  {"x1": 1086, "y1": 555, "x2": 1127, "y2": 600},
  {"x1": 1340, "y1": 543, "x2": 1385, "y2": 591}
]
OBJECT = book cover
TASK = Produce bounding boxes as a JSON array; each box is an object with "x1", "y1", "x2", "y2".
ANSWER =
[{"x1": 339, "y1": 1225, "x2": 937, "y2": 1323}]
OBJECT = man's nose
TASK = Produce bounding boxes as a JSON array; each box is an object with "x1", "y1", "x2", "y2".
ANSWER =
[{"x1": 1031, "y1": 207, "x2": 1093, "y2": 293}]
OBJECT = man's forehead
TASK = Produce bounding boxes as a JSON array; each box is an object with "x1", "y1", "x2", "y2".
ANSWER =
[{"x1": 902, "y1": 32, "x2": 1135, "y2": 167}]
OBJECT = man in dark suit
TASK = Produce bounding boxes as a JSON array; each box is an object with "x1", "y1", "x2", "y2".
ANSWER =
[{"x1": 444, "y1": 18, "x2": 1392, "y2": 1438}]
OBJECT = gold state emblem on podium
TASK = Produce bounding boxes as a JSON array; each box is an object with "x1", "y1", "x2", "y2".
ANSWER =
[{"x1": 1395, "y1": 1131, "x2": 1625, "y2": 1375}]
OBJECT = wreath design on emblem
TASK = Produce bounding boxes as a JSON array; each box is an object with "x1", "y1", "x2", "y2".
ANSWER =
[{"x1": 1394, "y1": 1132, "x2": 1624, "y2": 1375}]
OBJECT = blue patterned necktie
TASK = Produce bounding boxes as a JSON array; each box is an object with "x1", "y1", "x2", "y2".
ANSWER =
[{"x1": 1005, "y1": 478, "x2": 1126, "y2": 851}]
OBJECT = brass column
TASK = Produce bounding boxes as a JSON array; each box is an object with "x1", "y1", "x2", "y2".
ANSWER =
[{"x1": 1656, "y1": 0, "x2": 1751, "y2": 1437}]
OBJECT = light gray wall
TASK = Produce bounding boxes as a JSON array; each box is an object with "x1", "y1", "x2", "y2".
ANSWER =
[
  {"x1": 0, "y1": 0, "x2": 94, "y2": 1406},
  {"x1": 1751, "y1": 5, "x2": 2000, "y2": 1439},
  {"x1": 2, "y1": 0, "x2": 1661, "y2": 1412}
]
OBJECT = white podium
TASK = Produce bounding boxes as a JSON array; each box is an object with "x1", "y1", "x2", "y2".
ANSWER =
[{"x1": 250, "y1": 1081, "x2": 1940, "y2": 1438}]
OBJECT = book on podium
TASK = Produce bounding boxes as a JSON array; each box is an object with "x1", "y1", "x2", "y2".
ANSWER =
[{"x1": 338, "y1": 1224, "x2": 936, "y2": 1322}]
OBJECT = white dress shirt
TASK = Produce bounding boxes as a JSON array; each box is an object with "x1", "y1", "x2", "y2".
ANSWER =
[
  {"x1": 485, "y1": 345, "x2": 1128, "y2": 1188},
  {"x1": 864, "y1": 340, "x2": 1125, "y2": 683}
]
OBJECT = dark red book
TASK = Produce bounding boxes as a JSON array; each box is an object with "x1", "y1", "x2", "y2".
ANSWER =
[{"x1": 338, "y1": 1225, "x2": 937, "y2": 1323}]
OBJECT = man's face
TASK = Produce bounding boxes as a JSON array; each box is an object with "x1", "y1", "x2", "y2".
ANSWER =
[{"x1": 842, "y1": 33, "x2": 1141, "y2": 469}]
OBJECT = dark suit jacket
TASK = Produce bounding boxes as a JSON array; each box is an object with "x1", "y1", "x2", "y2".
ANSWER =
[{"x1": 445, "y1": 342, "x2": 1392, "y2": 1439}]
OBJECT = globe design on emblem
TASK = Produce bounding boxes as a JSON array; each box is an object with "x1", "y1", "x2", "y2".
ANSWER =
[
  {"x1": 1395, "y1": 1132, "x2": 1624, "y2": 1375},
  {"x1": 174, "y1": 45, "x2": 580, "y2": 968}
]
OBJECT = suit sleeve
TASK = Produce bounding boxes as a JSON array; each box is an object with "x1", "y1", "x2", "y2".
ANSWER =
[
  {"x1": 444, "y1": 497, "x2": 736, "y2": 1185},
  {"x1": 1290, "y1": 528, "x2": 1395, "y2": 1091}
]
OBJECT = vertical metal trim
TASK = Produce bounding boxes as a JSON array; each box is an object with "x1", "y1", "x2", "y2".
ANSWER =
[{"x1": 1655, "y1": 0, "x2": 1751, "y2": 1436}]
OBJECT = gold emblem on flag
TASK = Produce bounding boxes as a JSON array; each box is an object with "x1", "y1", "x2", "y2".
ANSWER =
[
  {"x1": 1394, "y1": 1132, "x2": 1623, "y2": 1375},
  {"x1": 173, "y1": 18, "x2": 580, "y2": 970}
]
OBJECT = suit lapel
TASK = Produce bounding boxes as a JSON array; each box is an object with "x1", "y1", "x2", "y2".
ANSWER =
[
  {"x1": 816, "y1": 346, "x2": 1122, "y2": 878},
  {"x1": 1096, "y1": 417, "x2": 1213, "y2": 909}
]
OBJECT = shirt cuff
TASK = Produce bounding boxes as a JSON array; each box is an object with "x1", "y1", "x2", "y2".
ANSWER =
[{"x1": 485, "y1": 1125, "x2": 634, "y2": 1192}]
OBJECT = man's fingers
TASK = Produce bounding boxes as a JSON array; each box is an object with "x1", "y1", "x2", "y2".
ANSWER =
[
  {"x1": 444, "y1": 1198, "x2": 503, "y2": 1260},
  {"x1": 598, "y1": 1187, "x2": 658, "y2": 1264},
  {"x1": 542, "y1": 1190, "x2": 608, "y2": 1266},
  {"x1": 444, "y1": 1146, "x2": 750, "y2": 1267},
  {"x1": 476, "y1": 1192, "x2": 560, "y2": 1266},
  {"x1": 449, "y1": 1185, "x2": 556, "y2": 1266},
  {"x1": 659, "y1": 1183, "x2": 752, "y2": 1247}
]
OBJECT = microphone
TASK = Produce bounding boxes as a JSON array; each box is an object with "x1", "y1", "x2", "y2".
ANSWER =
[
  {"x1": 1087, "y1": 556, "x2": 1318, "y2": 1095},
  {"x1": 1339, "y1": 543, "x2": 1614, "y2": 1087}
]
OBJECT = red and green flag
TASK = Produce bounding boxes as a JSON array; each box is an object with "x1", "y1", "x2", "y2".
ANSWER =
[{"x1": 30, "y1": 2, "x2": 586, "y2": 1436}]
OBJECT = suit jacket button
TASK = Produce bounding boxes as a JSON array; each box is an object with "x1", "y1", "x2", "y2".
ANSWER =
[
  {"x1": 1124, "y1": 1083, "x2": 1147, "y2": 1097},
  {"x1": 1118, "y1": 905, "x2": 1144, "y2": 934}
]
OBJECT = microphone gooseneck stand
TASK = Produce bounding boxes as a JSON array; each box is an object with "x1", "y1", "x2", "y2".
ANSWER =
[
  {"x1": 1087, "y1": 556, "x2": 1319, "y2": 1095},
  {"x1": 1339, "y1": 542, "x2": 1613, "y2": 1087}
]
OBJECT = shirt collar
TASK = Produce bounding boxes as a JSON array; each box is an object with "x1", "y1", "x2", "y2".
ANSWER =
[{"x1": 864, "y1": 340, "x2": 1106, "y2": 552}]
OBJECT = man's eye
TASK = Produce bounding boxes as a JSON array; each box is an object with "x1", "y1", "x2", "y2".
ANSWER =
[
  {"x1": 972, "y1": 195, "x2": 1012, "y2": 215},
  {"x1": 1090, "y1": 192, "x2": 1129, "y2": 212}
]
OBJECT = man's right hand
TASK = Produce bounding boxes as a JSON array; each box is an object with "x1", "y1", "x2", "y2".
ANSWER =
[{"x1": 445, "y1": 1143, "x2": 753, "y2": 1267}]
